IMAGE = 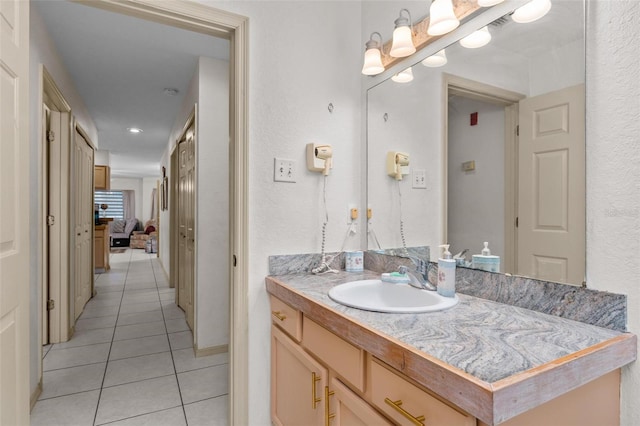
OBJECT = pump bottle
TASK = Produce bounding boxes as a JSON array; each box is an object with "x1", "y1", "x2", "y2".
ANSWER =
[{"x1": 437, "y1": 244, "x2": 456, "y2": 298}]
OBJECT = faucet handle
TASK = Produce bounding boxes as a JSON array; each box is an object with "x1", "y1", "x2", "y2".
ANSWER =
[{"x1": 398, "y1": 265, "x2": 408, "y2": 275}]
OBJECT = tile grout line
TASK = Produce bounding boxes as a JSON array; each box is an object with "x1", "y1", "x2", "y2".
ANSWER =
[{"x1": 92, "y1": 248, "x2": 132, "y2": 426}]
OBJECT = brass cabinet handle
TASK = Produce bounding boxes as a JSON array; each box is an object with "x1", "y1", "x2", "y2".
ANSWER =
[
  {"x1": 271, "y1": 311, "x2": 286, "y2": 321},
  {"x1": 325, "y1": 386, "x2": 335, "y2": 426},
  {"x1": 311, "y1": 372, "x2": 322, "y2": 409},
  {"x1": 385, "y1": 398, "x2": 425, "y2": 426}
]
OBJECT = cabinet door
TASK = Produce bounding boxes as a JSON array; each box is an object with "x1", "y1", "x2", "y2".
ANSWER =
[
  {"x1": 272, "y1": 325, "x2": 327, "y2": 426},
  {"x1": 331, "y1": 377, "x2": 391, "y2": 426}
]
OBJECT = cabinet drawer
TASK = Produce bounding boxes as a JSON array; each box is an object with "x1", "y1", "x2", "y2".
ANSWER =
[
  {"x1": 303, "y1": 317, "x2": 365, "y2": 392},
  {"x1": 270, "y1": 296, "x2": 302, "y2": 342},
  {"x1": 370, "y1": 358, "x2": 475, "y2": 426}
]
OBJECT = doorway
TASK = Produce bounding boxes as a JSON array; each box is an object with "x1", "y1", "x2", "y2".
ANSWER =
[{"x1": 38, "y1": 1, "x2": 249, "y2": 423}]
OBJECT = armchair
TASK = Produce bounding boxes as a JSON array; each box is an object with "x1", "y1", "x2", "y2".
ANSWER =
[{"x1": 130, "y1": 219, "x2": 158, "y2": 250}]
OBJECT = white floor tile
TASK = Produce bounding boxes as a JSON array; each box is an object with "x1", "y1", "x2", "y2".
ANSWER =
[
  {"x1": 104, "y1": 351, "x2": 174, "y2": 387},
  {"x1": 44, "y1": 343, "x2": 110, "y2": 371},
  {"x1": 117, "y1": 310, "x2": 164, "y2": 326},
  {"x1": 184, "y1": 395, "x2": 228, "y2": 426},
  {"x1": 172, "y1": 349, "x2": 228, "y2": 373},
  {"x1": 162, "y1": 303, "x2": 185, "y2": 320},
  {"x1": 95, "y1": 375, "x2": 182, "y2": 425},
  {"x1": 80, "y1": 304, "x2": 120, "y2": 319},
  {"x1": 119, "y1": 301, "x2": 162, "y2": 314},
  {"x1": 121, "y1": 294, "x2": 159, "y2": 305},
  {"x1": 114, "y1": 320, "x2": 166, "y2": 341},
  {"x1": 165, "y1": 318, "x2": 189, "y2": 333},
  {"x1": 53, "y1": 327, "x2": 114, "y2": 350},
  {"x1": 177, "y1": 364, "x2": 229, "y2": 404},
  {"x1": 105, "y1": 406, "x2": 186, "y2": 426},
  {"x1": 109, "y1": 334, "x2": 170, "y2": 360},
  {"x1": 75, "y1": 315, "x2": 118, "y2": 331},
  {"x1": 31, "y1": 390, "x2": 100, "y2": 426},
  {"x1": 168, "y1": 331, "x2": 193, "y2": 351},
  {"x1": 39, "y1": 363, "x2": 106, "y2": 400}
]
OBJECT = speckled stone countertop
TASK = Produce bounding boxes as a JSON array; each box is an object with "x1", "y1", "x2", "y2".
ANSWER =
[{"x1": 266, "y1": 270, "x2": 637, "y2": 425}]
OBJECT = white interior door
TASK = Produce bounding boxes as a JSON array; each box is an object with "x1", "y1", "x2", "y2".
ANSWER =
[
  {"x1": 72, "y1": 129, "x2": 94, "y2": 319},
  {"x1": 0, "y1": 0, "x2": 31, "y2": 423},
  {"x1": 517, "y1": 84, "x2": 585, "y2": 285},
  {"x1": 177, "y1": 124, "x2": 195, "y2": 331}
]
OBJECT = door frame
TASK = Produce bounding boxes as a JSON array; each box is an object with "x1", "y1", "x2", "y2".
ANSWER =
[
  {"x1": 441, "y1": 73, "x2": 524, "y2": 272},
  {"x1": 76, "y1": 1, "x2": 250, "y2": 423},
  {"x1": 41, "y1": 66, "x2": 73, "y2": 346}
]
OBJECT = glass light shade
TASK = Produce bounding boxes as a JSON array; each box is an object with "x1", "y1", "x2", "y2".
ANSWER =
[
  {"x1": 512, "y1": 0, "x2": 552, "y2": 23},
  {"x1": 428, "y1": 0, "x2": 460, "y2": 36},
  {"x1": 361, "y1": 48, "x2": 384, "y2": 75},
  {"x1": 459, "y1": 26, "x2": 491, "y2": 49},
  {"x1": 391, "y1": 67, "x2": 414, "y2": 83},
  {"x1": 422, "y1": 49, "x2": 448, "y2": 67},
  {"x1": 478, "y1": 0, "x2": 504, "y2": 6},
  {"x1": 390, "y1": 26, "x2": 415, "y2": 58}
]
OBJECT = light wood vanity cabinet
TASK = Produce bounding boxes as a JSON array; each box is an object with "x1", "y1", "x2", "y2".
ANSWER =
[
  {"x1": 94, "y1": 224, "x2": 109, "y2": 271},
  {"x1": 271, "y1": 295, "x2": 469, "y2": 426}
]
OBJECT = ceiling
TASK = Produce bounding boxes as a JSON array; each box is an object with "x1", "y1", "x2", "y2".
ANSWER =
[{"x1": 34, "y1": 1, "x2": 230, "y2": 178}]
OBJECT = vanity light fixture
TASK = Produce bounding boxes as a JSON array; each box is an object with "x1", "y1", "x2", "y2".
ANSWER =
[
  {"x1": 422, "y1": 49, "x2": 448, "y2": 67},
  {"x1": 390, "y1": 9, "x2": 416, "y2": 58},
  {"x1": 427, "y1": 0, "x2": 460, "y2": 36},
  {"x1": 127, "y1": 127, "x2": 143, "y2": 134},
  {"x1": 391, "y1": 67, "x2": 414, "y2": 83},
  {"x1": 459, "y1": 26, "x2": 492, "y2": 48},
  {"x1": 477, "y1": 0, "x2": 505, "y2": 7},
  {"x1": 362, "y1": 32, "x2": 385, "y2": 75},
  {"x1": 512, "y1": 0, "x2": 552, "y2": 23}
]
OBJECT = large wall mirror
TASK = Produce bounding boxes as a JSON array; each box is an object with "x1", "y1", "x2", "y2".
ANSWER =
[{"x1": 366, "y1": 0, "x2": 585, "y2": 286}]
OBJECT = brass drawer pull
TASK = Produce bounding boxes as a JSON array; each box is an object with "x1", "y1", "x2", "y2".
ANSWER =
[
  {"x1": 312, "y1": 372, "x2": 321, "y2": 409},
  {"x1": 272, "y1": 311, "x2": 286, "y2": 321},
  {"x1": 325, "y1": 386, "x2": 335, "y2": 426},
  {"x1": 385, "y1": 398, "x2": 425, "y2": 426}
]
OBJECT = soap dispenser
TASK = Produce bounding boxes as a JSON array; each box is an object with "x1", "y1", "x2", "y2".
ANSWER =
[
  {"x1": 472, "y1": 242, "x2": 501, "y2": 272},
  {"x1": 437, "y1": 244, "x2": 456, "y2": 298}
]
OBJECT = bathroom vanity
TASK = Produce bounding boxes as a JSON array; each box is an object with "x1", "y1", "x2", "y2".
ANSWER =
[{"x1": 266, "y1": 270, "x2": 636, "y2": 426}]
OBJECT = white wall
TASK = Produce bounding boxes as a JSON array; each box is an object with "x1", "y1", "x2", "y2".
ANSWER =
[
  {"x1": 529, "y1": 38, "x2": 585, "y2": 97},
  {"x1": 586, "y1": 1, "x2": 640, "y2": 424},
  {"x1": 110, "y1": 177, "x2": 143, "y2": 221},
  {"x1": 142, "y1": 177, "x2": 158, "y2": 224},
  {"x1": 198, "y1": 1, "x2": 363, "y2": 423},
  {"x1": 94, "y1": 150, "x2": 110, "y2": 167},
  {"x1": 448, "y1": 97, "x2": 505, "y2": 262},
  {"x1": 28, "y1": 6, "x2": 99, "y2": 397}
]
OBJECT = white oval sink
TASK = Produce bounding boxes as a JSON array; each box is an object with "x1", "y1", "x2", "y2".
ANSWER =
[{"x1": 328, "y1": 279, "x2": 458, "y2": 313}]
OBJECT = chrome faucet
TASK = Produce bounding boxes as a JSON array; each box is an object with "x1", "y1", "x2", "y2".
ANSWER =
[{"x1": 398, "y1": 257, "x2": 436, "y2": 291}]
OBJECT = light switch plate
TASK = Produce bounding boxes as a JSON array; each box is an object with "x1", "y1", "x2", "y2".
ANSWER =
[
  {"x1": 274, "y1": 158, "x2": 296, "y2": 183},
  {"x1": 412, "y1": 169, "x2": 427, "y2": 189}
]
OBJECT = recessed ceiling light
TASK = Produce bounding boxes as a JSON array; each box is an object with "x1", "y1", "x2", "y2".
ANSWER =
[
  {"x1": 163, "y1": 88, "x2": 179, "y2": 96},
  {"x1": 127, "y1": 127, "x2": 143, "y2": 134}
]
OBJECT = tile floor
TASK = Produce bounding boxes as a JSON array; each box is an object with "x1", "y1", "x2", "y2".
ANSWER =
[{"x1": 32, "y1": 249, "x2": 228, "y2": 426}]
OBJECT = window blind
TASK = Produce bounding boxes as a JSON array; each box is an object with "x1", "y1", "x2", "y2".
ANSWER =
[{"x1": 94, "y1": 191, "x2": 124, "y2": 220}]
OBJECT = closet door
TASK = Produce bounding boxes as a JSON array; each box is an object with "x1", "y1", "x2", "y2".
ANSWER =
[
  {"x1": 72, "y1": 128, "x2": 94, "y2": 319},
  {"x1": 177, "y1": 124, "x2": 195, "y2": 331}
]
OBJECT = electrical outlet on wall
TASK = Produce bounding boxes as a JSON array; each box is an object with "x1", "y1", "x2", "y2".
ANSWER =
[
  {"x1": 412, "y1": 169, "x2": 427, "y2": 189},
  {"x1": 274, "y1": 158, "x2": 296, "y2": 183}
]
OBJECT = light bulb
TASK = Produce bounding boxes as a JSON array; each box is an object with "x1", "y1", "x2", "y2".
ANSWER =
[
  {"x1": 459, "y1": 26, "x2": 491, "y2": 49},
  {"x1": 428, "y1": 0, "x2": 460, "y2": 36},
  {"x1": 391, "y1": 67, "x2": 414, "y2": 83},
  {"x1": 512, "y1": 0, "x2": 552, "y2": 24},
  {"x1": 422, "y1": 49, "x2": 448, "y2": 67},
  {"x1": 478, "y1": 0, "x2": 505, "y2": 6}
]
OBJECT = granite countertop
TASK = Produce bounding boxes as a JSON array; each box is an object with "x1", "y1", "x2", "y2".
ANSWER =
[{"x1": 266, "y1": 270, "x2": 637, "y2": 425}]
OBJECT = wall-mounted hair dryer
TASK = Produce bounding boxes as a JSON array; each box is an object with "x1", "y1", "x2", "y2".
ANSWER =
[
  {"x1": 386, "y1": 151, "x2": 410, "y2": 180},
  {"x1": 307, "y1": 143, "x2": 333, "y2": 176}
]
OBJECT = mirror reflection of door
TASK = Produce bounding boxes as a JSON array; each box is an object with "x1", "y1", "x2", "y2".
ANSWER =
[{"x1": 447, "y1": 81, "x2": 585, "y2": 285}]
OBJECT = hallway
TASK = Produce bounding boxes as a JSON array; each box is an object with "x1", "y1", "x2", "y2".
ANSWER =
[{"x1": 31, "y1": 250, "x2": 228, "y2": 425}]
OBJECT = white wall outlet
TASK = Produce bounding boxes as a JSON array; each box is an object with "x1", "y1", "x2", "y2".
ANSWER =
[
  {"x1": 274, "y1": 158, "x2": 296, "y2": 183},
  {"x1": 412, "y1": 169, "x2": 427, "y2": 189}
]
